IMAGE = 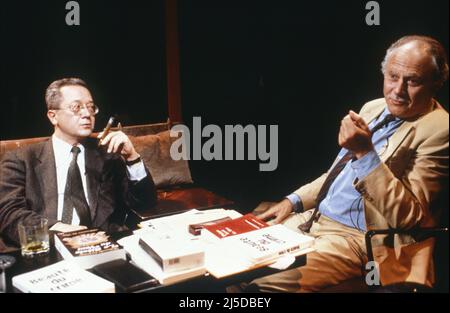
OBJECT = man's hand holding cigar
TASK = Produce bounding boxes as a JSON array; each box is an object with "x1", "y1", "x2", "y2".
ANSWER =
[{"x1": 97, "y1": 120, "x2": 141, "y2": 163}]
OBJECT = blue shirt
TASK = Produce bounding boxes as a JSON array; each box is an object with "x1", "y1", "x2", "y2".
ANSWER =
[{"x1": 287, "y1": 108, "x2": 404, "y2": 231}]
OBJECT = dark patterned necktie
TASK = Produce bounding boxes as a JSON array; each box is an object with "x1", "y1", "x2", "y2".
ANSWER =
[
  {"x1": 298, "y1": 114, "x2": 395, "y2": 232},
  {"x1": 61, "y1": 146, "x2": 92, "y2": 227}
]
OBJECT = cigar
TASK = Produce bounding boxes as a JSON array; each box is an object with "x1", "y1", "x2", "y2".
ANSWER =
[{"x1": 98, "y1": 116, "x2": 116, "y2": 146}]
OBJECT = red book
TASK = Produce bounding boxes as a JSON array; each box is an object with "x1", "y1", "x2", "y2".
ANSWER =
[{"x1": 203, "y1": 214, "x2": 269, "y2": 239}]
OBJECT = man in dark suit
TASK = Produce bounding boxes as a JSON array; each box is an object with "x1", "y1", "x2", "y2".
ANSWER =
[{"x1": 0, "y1": 78, "x2": 157, "y2": 248}]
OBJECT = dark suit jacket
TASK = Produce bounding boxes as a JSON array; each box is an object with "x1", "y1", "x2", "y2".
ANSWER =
[{"x1": 0, "y1": 137, "x2": 157, "y2": 247}]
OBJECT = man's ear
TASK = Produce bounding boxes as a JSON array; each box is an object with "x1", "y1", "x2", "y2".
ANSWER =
[{"x1": 47, "y1": 110, "x2": 58, "y2": 126}]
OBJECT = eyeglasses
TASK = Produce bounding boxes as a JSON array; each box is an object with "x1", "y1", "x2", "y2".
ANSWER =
[{"x1": 55, "y1": 102, "x2": 99, "y2": 116}]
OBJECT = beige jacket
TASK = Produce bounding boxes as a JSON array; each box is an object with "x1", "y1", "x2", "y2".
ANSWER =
[{"x1": 294, "y1": 98, "x2": 449, "y2": 286}]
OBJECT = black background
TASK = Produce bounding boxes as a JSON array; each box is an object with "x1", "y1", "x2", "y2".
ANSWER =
[{"x1": 1, "y1": 0, "x2": 448, "y2": 210}]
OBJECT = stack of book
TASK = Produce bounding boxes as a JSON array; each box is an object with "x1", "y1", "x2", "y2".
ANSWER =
[
  {"x1": 138, "y1": 231, "x2": 205, "y2": 273},
  {"x1": 119, "y1": 209, "x2": 315, "y2": 282},
  {"x1": 118, "y1": 228, "x2": 207, "y2": 285},
  {"x1": 119, "y1": 209, "x2": 243, "y2": 285}
]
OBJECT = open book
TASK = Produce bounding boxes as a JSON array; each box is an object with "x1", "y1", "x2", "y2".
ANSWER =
[
  {"x1": 204, "y1": 222, "x2": 315, "y2": 264},
  {"x1": 201, "y1": 214, "x2": 315, "y2": 278}
]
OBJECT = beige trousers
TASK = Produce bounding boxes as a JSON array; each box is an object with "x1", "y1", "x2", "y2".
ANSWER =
[{"x1": 248, "y1": 210, "x2": 368, "y2": 292}]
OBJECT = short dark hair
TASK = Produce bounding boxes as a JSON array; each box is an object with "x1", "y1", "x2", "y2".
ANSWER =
[
  {"x1": 45, "y1": 78, "x2": 89, "y2": 109},
  {"x1": 381, "y1": 35, "x2": 449, "y2": 88}
]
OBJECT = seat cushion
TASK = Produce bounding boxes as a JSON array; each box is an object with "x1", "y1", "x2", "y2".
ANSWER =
[{"x1": 130, "y1": 130, "x2": 193, "y2": 188}]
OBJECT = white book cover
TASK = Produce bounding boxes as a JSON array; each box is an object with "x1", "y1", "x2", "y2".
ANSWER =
[
  {"x1": 12, "y1": 260, "x2": 115, "y2": 293},
  {"x1": 204, "y1": 224, "x2": 315, "y2": 264},
  {"x1": 118, "y1": 231, "x2": 206, "y2": 285},
  {"x1": 138, "y1": 231, "x2": 204, "y2": 273}
]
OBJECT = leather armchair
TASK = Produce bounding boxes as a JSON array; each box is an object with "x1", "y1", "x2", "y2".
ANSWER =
[
  {"x1": 365, "y1": 227, "x2": 449, "y2": 292},
  {"x1": 322, "y1": 226, "x2": 449, "y2": 292}
]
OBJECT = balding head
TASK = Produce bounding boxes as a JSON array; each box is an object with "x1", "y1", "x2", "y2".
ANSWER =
[
  {"x1": 381, "y1": 36, "x2": 449, "y2": 89},
  {"x1": 382, "y1": 36, "x2": 448, "y2": 119}
]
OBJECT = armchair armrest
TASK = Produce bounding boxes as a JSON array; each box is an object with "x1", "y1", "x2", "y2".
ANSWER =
[
  {"x1": 365, "y1": 227, "x2": 449, "y2": 263},
  {"x1": 364, "y1": 227, "x2": 448, "y2": 292}
]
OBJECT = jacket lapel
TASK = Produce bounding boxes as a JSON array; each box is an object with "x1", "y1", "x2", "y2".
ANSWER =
[
  {"x1": 35, "y1": 140, "x2": 58, "y2": 220},
  {"x1": 379, "y1": 122, "x2": 414, "y2": 163},
  {"x1": 378, "y1": 100, "x2": 440, "y2": 163},
  {"x1": 84, "y1": 143, "x2": 102, "y2": 221}
]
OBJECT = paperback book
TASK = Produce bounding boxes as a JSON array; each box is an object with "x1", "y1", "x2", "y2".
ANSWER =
[
  {"x1": 54, "y1": 228, "x2": 126, "y2": 269},
  {"x1": 12, "y1": 260, "x2": 115, "y2": 293}
]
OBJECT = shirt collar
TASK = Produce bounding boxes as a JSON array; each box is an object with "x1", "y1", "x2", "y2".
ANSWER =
[
  {"x1": 383, "y1": 107, "x2": 403, "y2": 123},
  {"x1": 52, "y1": 135, "x2": 85, "y2": 165}
]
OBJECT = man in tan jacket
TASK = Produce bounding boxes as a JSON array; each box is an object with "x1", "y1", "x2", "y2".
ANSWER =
[{"x1": 252, "y1": 35, "x2": 449, "y2": 292}]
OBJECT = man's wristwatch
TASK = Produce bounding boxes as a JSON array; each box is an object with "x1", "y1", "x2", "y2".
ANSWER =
[{"x1": 125, "y1": 156, "x2": 141, "y2": 166}]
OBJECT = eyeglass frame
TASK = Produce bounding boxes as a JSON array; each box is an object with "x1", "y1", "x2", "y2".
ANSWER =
[{"x1": 52, "y1": 101, "x2": 99, "y2": 116}]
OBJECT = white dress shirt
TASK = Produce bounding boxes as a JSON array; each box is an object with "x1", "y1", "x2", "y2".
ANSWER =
[{"x1": 52, "y1": 135, "x2": 147, "y2": 225}]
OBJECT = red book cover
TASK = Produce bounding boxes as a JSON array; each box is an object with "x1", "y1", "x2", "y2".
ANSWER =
[{"x1": 203, "y1": 214, "x2": 269, "y2": 239}]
